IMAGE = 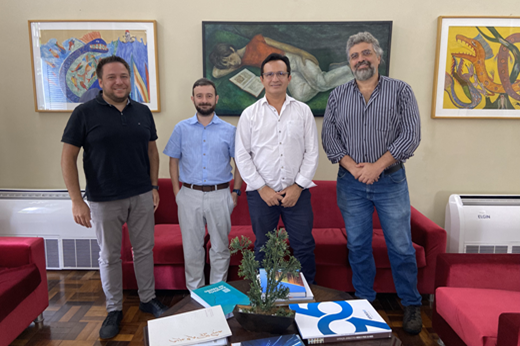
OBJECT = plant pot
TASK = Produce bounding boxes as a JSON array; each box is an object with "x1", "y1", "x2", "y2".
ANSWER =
[{"x1": 233, "y1": 306, "x2": 294, "y2": 334}]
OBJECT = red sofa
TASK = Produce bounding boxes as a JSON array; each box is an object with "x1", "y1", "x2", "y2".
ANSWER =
[
  {"x1": 123, "y1": 179, "x2": 446, "y2": 294},
  {"x1": 433, "y1": 254, "x2": 520, "y2": 346},
  {"x1": 0, "y1": 237, "x2": 49, "y2": 346}
]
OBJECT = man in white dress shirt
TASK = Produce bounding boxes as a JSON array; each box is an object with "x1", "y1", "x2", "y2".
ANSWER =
[{"x1": 235, "y1": 53, "x2": 319, "y2": 283}]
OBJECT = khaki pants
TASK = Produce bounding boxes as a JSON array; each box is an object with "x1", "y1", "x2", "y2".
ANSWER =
[
  {"x1": 90, "y1": 191, "x2": 156, "y2": 312},
  {"x1": 176, "y1": 185, "x2": 234, "y2": 290}
]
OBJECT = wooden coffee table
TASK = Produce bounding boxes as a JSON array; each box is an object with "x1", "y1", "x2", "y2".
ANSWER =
[{"x1": 144, "y1": 280, "x2": 401, "y2": 346}]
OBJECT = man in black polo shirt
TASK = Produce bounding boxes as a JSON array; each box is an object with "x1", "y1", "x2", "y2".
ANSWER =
[{"x1": 61, "y1": 56, "x2": 167, "y2": 339}]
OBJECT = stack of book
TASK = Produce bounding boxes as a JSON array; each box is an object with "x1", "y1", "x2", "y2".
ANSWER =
[
  {"x1": 190, "y1": 281, "x2": 251, "y2": 319},
  {"x1": 289, "y1": 299, "x2": 392, "y2": 343},
  {"x1": 147, "y1": 305, "x2": 231, "y2": 346},
  {"x1": 259, "y1": 269, "x2": 314, "y2": 305}
]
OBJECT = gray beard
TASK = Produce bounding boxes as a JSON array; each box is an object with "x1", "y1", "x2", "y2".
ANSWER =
[{"x1": 353, "y1": 65, "x2": 376, "y2": 81}]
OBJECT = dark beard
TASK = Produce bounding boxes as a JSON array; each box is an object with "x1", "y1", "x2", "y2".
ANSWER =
[
  {"x1": 195, "y1": 104, "x2": 215, "y2": 116},
  {"x1": 353, "y1": 61, "x2": 376, "y2": 81}
]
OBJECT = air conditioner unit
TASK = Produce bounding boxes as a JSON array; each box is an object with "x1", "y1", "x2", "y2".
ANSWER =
[
  {"x1": 0, "y1": 189, "x2": 99, "y2": 270},
  {"x1": 445, "y1": 194, "x2": 520, "y2": 254}
]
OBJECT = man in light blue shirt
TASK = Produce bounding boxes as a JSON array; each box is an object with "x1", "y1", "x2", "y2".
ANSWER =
[{"x1": 164, "y1": 78, "x2": 242, "y2": 290}]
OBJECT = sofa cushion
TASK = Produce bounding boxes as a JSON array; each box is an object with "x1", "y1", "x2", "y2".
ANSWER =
[
  {"x1": 0, "y1": 263, "x2": 41, "y2": 322},
  {"x1": 152, "y1": 224, "x2": 184, "y2": 264},
  {"x1": 312, "y1": 228, "x2": 347, "y2": 266},
  {"x1": 436, "y1": 287, "x2": 520, "y2": 346}
]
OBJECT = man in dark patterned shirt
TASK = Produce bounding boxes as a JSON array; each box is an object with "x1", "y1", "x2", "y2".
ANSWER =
[{"x1": 322, "y1": 32, "x2": 422, "y2": 335}]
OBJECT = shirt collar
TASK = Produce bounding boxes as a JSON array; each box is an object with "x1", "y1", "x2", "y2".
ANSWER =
[
  {"x1": 351, "y1": 74, "x2": 386, "y2": 92},
  {"x1": 259, "y1": 94, "x2": 296, "y2": 107},
  {"x1": 187, "y1": 113, "x2": 221, "y2": 126},
  {"x1": 95, "y1": 90, "x2": 132, "y2": 107}
]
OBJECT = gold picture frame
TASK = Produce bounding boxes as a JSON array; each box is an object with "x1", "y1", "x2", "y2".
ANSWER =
[
  {"x1": 29, "y1": 20, "x2": 160, "y2": 112},
  {"x1": 432, "y1": 16, "x2": 520, "y2": 119}
]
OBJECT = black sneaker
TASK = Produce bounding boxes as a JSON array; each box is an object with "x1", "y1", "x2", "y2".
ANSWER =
[
  {"x1": 139, "y1": 298, "x2": 168, "y2": 317},
  {"x1": 403, "y1": 305, "x2": 422, "y2": 335},
  {"x1": 99, "y1": 310, "x2": 123, "y2": 339}
]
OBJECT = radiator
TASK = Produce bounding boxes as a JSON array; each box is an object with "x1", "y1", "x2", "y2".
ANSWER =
[
  {"x1": 0, "y1": 189, "x2": 99, "y2": 270},
  {"x1": 445, "y1": 194, "x2": 520, "y2": 254}
]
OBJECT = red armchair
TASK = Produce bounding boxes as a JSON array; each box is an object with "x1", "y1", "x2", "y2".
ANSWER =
[
  {"x1": 0, "y1": 237, "x2": 48, "y2": 346},
  {"x1": 432, "y1": 253, "x2": 520, "y2": 346}
]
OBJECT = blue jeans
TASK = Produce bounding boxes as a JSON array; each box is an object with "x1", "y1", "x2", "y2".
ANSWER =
[
  {"x1": 337, "y1": 166, "x2": 421, "y2": 306},
  {"x1": 247, "y1": 189, "x2": 316, "y2": 284}
]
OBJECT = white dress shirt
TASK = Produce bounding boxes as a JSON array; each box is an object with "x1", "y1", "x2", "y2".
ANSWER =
[{"x1": 235, "y1": 95, "x2": 319, "y2": 192}]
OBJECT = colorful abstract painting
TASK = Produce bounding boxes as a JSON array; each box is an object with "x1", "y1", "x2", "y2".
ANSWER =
[
  {"x1": 29, "y1": 21, "x2": 159, "y2": 112},
  {"x1": 432, "y1": 17, "x2": 520, "y2": 118}
]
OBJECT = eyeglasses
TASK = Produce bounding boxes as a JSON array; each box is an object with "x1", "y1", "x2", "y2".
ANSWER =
[
  {"x1": 262, "y1": 71, "x2": 290, "y2": 79},
  {"x1": 350, "y1": 49, "x2": 374, "y2": 61}
]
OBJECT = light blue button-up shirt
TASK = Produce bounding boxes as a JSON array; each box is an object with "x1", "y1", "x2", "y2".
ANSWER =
[{"x1": 163, "y1": 114, "x2": 236, "y2": 185}]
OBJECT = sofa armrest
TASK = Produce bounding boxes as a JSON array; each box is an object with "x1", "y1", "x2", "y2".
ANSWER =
[
  {"x1": 497, "y1": 313, "x2": 520, "y2": 346},
  {"x1": 410, "y1": 206, "x2": 447, "y2": 292},
  {"x1": 410, "y1": 206, "x2": 447, "y2": 255},
  {"x1": 0, "y1": 237, "x2": 47, "y2": 295},
  {"x1": 435, "y1": 254, "x2": 520, "y2": 291},
  {"x1": 0, "y1": 237, "x2": 44, "y2": 268}
]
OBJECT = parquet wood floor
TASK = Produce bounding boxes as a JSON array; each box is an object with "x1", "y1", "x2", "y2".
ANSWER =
[{"x1": 11, "y1": 270, "x2": 442, "y2": 346}]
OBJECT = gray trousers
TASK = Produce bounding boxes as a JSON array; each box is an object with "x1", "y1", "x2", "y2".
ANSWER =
[
  {"x1": 90, "y1": 191, "x2": 156, "y2": 312},
  {"x1": 177, "y1": 185, "x2": 234, "y2": 290}
]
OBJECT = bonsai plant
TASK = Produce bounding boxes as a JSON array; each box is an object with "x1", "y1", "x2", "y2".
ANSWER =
[{"x1": 229, "y1": 228, "x2": 301, "y2": 318}]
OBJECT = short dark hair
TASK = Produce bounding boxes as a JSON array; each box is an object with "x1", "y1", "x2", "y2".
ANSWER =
[
  {"x1": 260, "y1": 53, "x2": 291, "y2": 76},
  {"x1": 96, "y1": 56, "x2": 131, "y2": 80},
  {"x1": 209, "y1": 43, "x2": 236, "y2": 69},
  {"x1": 192, "y1": 78, "x2": 218, "y2": 96}
]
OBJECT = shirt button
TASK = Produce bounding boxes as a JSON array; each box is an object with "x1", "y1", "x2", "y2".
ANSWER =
[
  {"x1": 204, "y1": 140, "x2": 206, "y2": 142},
  {"x1": 279, "y1": 142, "x2": 282, "y2": 144},
  {"x1": 281, "y1": 154, "x2": 283, "y2": 156},
  {"x1": 203, "y1": 167, "x2": 206, "y2": 169},
  {"x1": 203, "y1": 153, "x2": 206, "y2": 156},
  {"x1": 279, "y1": 131, "x2": 281, "y2": 133},
  {"x1": 204, "y1": 180, "x2": 206, "y2": 182}
]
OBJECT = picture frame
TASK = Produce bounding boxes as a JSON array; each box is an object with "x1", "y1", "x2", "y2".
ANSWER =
[
  {"x1": 202, "y1": 21, "x2": 393, "y2": 116},
  {"x1": 432, "y1": 16, "x2": 520, "y2": 119},
  {"x1": 28, "y1": 20, "x2": 160, "y2": 112}
]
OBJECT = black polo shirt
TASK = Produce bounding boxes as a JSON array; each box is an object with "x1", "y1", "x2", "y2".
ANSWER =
[{"x1": 62, "y1": 92, "x2": 158, "y2": 202}]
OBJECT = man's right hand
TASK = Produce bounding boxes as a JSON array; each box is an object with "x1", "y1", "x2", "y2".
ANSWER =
[
  {"x1": 72, "y1": 200, "x2": 92, "y2": 228},
  {"x1": 258, "y1": 186, "x2": 283, "y2": 207}
]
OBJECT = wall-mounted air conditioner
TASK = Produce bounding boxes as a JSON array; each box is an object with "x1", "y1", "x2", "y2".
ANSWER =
[
  {"x1": 445, "y1": 194, "x2": 520, "y2": 254},
  {"x1": 0, "y1": 189, "x2": 99, "y2": 270}
]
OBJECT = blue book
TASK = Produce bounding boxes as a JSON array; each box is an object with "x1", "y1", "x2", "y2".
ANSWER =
[
  {"x1": 231, "y1": 334, "x2": 304, "y2": 346},
  {"x1": 190, "y1": 281, "x2": 250, "y2": 319},
  {"x1": 259, "y1": 268, "x2": 308, "y2": 298}
]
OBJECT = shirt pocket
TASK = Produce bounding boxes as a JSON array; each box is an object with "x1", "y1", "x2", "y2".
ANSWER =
[{"x1": 373, "y1": 107, "x2": 396, "y2": 132}]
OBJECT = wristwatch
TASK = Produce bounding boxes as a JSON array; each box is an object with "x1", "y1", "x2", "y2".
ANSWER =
[
  {"x1": 232, "y1": 189, "x2": 241, "y2": 196},
  {"x1": 152, "y1": 185, "x2": 159, "y2": 190}
]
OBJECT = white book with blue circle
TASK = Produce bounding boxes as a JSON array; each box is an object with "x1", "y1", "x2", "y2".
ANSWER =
[{"x1": 289, "y1": 300, "x2": 392, "y2": 343}]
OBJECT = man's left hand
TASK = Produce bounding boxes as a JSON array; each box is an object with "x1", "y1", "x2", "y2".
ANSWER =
[
  {"x1": 231, "y1": 192, "x2": 238, "y2": 208},
  {"x1": 152, "y1": 189, "x2": 160, "y2": 211},
  {"x1": 356, "y1": 163, "x2": 383, "y2": 185},
  {"x1": 279, "y1": 184, "x2": 303, "y2": 208}
]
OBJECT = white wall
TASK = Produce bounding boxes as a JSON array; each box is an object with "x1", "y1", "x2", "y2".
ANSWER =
[{"x1": 1, "y1": 0, "x2": 519, "y2": 226}]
